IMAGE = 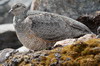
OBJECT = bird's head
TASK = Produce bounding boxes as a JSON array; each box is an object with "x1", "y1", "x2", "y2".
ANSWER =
[{"x1": 9, "y1": 3, "x2": 26, "y2": 16}]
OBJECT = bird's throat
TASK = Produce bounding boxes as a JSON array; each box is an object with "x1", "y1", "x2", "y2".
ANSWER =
[{"x1": 13, "y1": 11, "x2": 27, "y2": 33}]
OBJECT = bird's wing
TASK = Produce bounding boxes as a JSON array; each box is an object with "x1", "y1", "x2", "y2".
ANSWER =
[
  {"x1": 69, "y1": 18, "x2": 92, "y2": 33},
  {"x1": 64, "y1": 17, "x2": 93, "y2": 37},
  {"x1": 26, "y1": 12, "x2": 92, "y2": 41},
  {"x1": 27, "y1": 12, "x2": 70, "y2": 41}
]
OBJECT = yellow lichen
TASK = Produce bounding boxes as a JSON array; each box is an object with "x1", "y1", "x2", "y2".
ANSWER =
[
  {"x1": 80, "y1": 58, "x2": 97, "y2": 66},
  {"x1": 85, "y1": 39, "x2": 100, "y2": 47},
  {"x1": 1, "y1": 38, "x2": 100, "y2": 66},
  {"x1": 81, "y1": 47, "x2": 92, "y2": 55},
  {"x1": 70, "y1": 42, "x2": 88, "y2": 53}
]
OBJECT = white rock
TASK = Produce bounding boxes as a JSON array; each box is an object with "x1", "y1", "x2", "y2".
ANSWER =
[
  {"x1": 0, "y1": 24, "x2": 15, "y2": 33},
  {"x1": 77, "y1": 34, "x2": 97, "y2": 42},
  {"x1": 16, "y1": 46, "x2": 31, "y2": 53},
  {"x1": 54, "y1": 39, "x2": 76, "y2": 47}
]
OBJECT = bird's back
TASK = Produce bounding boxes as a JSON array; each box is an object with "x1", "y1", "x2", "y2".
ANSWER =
[{"x1": 26, "y1": 11, "x2": 92, "y2": 41}]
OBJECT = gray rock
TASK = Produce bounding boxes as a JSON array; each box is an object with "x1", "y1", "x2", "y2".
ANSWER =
[
  {"x1": 0, "y1": 0, "x2": 9, "y2": 5},
  {"x1": 0, "y1": 24, "x2": 22, "y2": 50},
  {"x1": 97, "y1": 26, "x2": 100, "y2": 34},
  {"x1": 97, "y1": 26, "x2": 100, "y2": 38},
  {"x1": 0, "y1": 0, "x2": 11, "y2": 24},
  {"x1": 31, "y1": 0, "x2": 100, "y2": 19},
  {"x1": 0, "y1": 31, "x2": 22, "y2": 50},
  {"x1": 8, "y1": 0, "x2": 32, "y2": 7},
  {"x1": 0, "y1": 0, "x2": 100, "y2": 23},
  {"x1": 0, "y1": 48, "x2": 14, "y2": 63}
]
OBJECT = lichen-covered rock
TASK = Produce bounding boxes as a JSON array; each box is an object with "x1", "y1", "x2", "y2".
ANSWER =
[{"x1": 1, "y1": 38, "x2": 100, "y2": 66}]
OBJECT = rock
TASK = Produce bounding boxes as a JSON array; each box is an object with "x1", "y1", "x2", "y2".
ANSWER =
[
  {"x1": 0, "y1": 0, "x2": 100, "y2": 23},
  {"x1": 95, "y1": 11, "x2": 100, "y2": 16},
  {"x1": 54, "y1": 39, "x2": 76, "y2": 47},
  {"x1": 76, "y1": 15, "x2": 95, "y2": 33},
  {"x1": 16, "y1": 46, "x2": 30, "y2": 53},
  {"x1": 97, "y1": 26, "x2": 100, "y2": 38},
  {"x1": 0, "y1": 0, "x2": 12, "y2": 24},
  {"x1": 0, "y1": 24, "x2": 22, "y2": 50},
  {"x1": 0, "y1": 48, "x2": 14, "y2": 63},
  {"x1": 0, "y1": 0, "x2": 100, "y2": 24},
  {"x1": 77, "y1": 34, "x2": 97, "y2": 42},
  {"x1": 77, "y1": 14, "x2": 100, "y2": 34},
  {"x1": 31, "y1": 0, "x2": 100, "y2": 19},
  {"x1": 0, "y1": 0, "x2": 9, "y2": 5},
  {"x1": 97, "y1": 26, "x2": 100, "y2": 34},
  {"x1": 8, "y1": 0, "x2": 32, "y2": 7},
  {"x1": 54, "y1": 34, "x2": 97, "y2": 47},
  {"x1": 0, "y1": 24, "x2": 15, "y2": 33},
  {"x1": 1, "y1": 38, "x2": 100, "y2": 65},
  {"x1": 97, "y1": 35, "x2": 100, "y2": 38}
]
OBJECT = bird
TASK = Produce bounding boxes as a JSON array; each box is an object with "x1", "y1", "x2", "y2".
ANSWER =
[{"x1": 9, "y1": 3, "x2": 93, "y2": 51}]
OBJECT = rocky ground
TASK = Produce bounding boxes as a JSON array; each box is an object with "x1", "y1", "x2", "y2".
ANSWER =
[
  {"x1": 0, "y1": 34, "x2": 100, "y2": 66},
  {"x1": 77, "y1": 13, "x2": 100, "y2": 34}
]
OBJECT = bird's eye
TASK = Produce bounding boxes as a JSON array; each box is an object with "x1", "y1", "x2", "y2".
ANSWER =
[{"x1": 16, "y1": 5, "x2": 19, "y2": 8}]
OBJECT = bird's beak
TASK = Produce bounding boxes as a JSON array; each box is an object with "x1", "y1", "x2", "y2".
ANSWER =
[{"x1": 8, "y1": 9, "x2": 13, "y2": 14}]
